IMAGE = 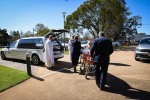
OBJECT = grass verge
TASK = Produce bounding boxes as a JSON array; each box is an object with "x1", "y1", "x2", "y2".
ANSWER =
[
  {"x1": 0, "y1": 48, "x2": 3, "y2": 51},
  {"x1": 65, "y1": 50, "x2": 69, "y2": 55},
  {"x1": 0, "y1": 65, "x2": 30, "y2": 92}
]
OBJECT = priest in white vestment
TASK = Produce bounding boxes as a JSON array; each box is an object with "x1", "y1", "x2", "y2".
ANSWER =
[
  {"x1": 44, "y1": 35, "x2": 55, "y2": 68},
  {"x1": 68, "y1": 35, "x2": 75, "y2": 61}
]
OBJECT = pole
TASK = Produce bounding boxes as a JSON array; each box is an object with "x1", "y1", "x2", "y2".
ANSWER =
[
  {"x1": 26, "y1": 52, "x2": 32, "y2": 76},
  {"x1": 62, "y1": 12, "x2": 66, "y2": 51},
  {"x1": 64, "y1": 14, "x2": 66, "y2": 51}
]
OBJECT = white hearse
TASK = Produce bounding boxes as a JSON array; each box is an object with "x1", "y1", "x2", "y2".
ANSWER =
[{"x1": 1, "y1": 29, "x2": 69, "y2": 65}]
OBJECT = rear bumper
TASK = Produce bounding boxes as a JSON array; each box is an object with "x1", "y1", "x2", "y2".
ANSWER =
[{"x1": 54, "y1": 53, "x2": 64, "y2": 59}]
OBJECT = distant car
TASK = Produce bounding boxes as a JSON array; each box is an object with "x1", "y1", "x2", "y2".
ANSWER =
[
  {"x1": 60, "y1": 41, "x2": 68, "y2": 50},
  {"x1": 135, "y1": 37, "x2": 150, "y2": 61},
  {"x1": 1, "y1": 29, "x2": 69, "y2": 65},
  {"x1": 112, "y1": 42, "x2": 121, "y2": 47},
  {"x1": 81, "y1": 40, "x2": 89, "y2": 49}
]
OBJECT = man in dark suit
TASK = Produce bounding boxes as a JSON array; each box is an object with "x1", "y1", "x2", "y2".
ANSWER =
[
  {"x1": 71, "y1": 35, "x2": 81, "y2": 73},
  {"x1": 90, "y1": 31, "x2": 113, "y2": 90}
]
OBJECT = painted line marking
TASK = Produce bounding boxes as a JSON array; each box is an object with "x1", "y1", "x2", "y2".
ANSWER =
[{"x1": 40, "y1": 68, "x2": 65, "y2": 78}]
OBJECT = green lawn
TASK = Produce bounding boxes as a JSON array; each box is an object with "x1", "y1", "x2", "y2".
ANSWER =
[
  {"x1": 0, "y1": 65, "x2": 30, "y2": 92},
  {"x1": 65, "y1": 50, "x2": 69, "y2": 55},
  {"x1": 0, "y1": 48, "x2": 3, "y2": 50}
]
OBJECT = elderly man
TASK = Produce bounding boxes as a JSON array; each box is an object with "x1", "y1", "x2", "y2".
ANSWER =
[
  {"x1": 90, "y1": 31, "x2": 113, "y2": 90},
  {"x1": 44, "y1": 35, "x2": 55, "y2": 69}
]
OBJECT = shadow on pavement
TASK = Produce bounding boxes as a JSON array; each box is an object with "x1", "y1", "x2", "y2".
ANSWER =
[
  {"x1": 104, "y1": 73, "x2": 150, "y2": 100},
  {"x1": 5, "y1": 58, "x2": 27, "y2": 64},
  {"x1": 30, "y1": 75, "x2": 44, "y2": 81},
  {"x1": 45, "y1": 61, "x2": 74, "y2": 74},
  {"x1": 109, "y1": 62, "x2": 131, "y2": 66}
]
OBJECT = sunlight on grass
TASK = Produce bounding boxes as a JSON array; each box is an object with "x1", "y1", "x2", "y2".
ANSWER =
[
  {"x1": 65, "y1": 50, "x2": 69, "y2": 55},
  {"x1": 0, "y1": 65, "x2": 30, "y2": 92}
]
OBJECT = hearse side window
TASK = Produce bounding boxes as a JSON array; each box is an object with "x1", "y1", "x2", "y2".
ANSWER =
[
  {"x1": 33, "y1": 38, "x2": 44, "y2": 49},
  {"x1": 18, "y1": 38, "x2": 44, "y2": 49},
  {"x1": 18, "y1": 39, "x2": 35, "y2": 49}
]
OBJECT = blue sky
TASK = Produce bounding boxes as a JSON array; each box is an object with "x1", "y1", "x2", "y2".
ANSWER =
[{"x1": 0, "y1": 0, "x2": 150, "y2": 35}]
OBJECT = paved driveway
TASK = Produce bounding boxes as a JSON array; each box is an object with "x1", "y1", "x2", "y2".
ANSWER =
[
  {"x1": 0, "y1": 50, "x2": 150, "y2": 100},
  {"x1": 0, "y1": 57, "x2": 38, "y2": 73}
]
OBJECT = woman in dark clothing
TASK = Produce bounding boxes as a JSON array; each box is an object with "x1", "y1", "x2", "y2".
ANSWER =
[{"x1": 71, "y1": 35, "x2": 81, "y2": 73}]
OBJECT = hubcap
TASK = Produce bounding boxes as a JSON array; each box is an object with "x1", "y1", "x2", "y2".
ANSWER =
[
  {"x1": 1, "y1": 52, "x2": 4, "y2": 59},
  {"x1": 32, "y1": 56, "x2": 39, "y2": 65}
]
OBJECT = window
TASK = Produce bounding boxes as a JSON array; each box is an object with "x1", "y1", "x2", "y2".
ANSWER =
[
  {"x1": 33, "y1": 38, "x2": 44, "y2": 49},
  {"x1": 9, "y1": 41, "x2": 17, "y2": 48},
  {"x1": 140, "y1": 38, "x2": 150, "y2": 45},
  {"x1": 18, "y1": 38, "x2": 44, "y2": 49},
  {"x1": 52, "y1": 39, "x2": 61, "y2": 50}
]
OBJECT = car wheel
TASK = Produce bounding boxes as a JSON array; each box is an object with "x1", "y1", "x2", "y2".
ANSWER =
[
  {"x1": 135, "y1": 54, "x2": 140, "y2": 61},
  {"x1": 135, "y1": 57, "x2": 140, "y2": 61},
  {"x1": 1, "y1": 52, "x2": 6, "y2": 60},
  {"x1": 32, "y1": 54, "x2": 40, "y2": 65}
]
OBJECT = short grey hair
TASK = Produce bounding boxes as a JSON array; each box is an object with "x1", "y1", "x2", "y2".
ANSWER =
[{"x1": 99, "y1": 31, "x2": 105, "y2": 37}]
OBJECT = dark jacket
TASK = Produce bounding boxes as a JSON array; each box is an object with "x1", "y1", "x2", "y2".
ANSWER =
[
  {"x1": 90, "y1": 37, "x2": 113, "y2": 63},
  {"x1": 71, "y1": 40, "x2": 81, "y2": 65}
]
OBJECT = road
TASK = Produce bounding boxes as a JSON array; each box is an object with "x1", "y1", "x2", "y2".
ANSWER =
[{"x1": 0, "y1": 49, "x2": 150, "y2": 100}]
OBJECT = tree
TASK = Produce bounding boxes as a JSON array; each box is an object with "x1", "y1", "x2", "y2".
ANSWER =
[
  {"x1": 24, "y1": 31, "x2": 33, "y2": 37},
  {"x1": 82, "y1": 31, "x2": 92, "y2": 40},
  {"x1": 36, "y1": 27, "x2": 50, "y2": 36},
  {"x1": 66, "y1": 0, "x2": 127, "y2": 39},
  {"x1": 34, "y1": 23, "x2": 50, "y2": 36},
  {"x1": 0, "y1": 29, "x2": 9, "y2": 46},
  {"x1": 11, "y1": 31, "x2": 20, "y2": 41},
  {"x1": 123, "y1": 15, "x2": 142, "y2": 41},
  {"x1": 35, "y1": 23, "x2": 45, "y2": 32}
]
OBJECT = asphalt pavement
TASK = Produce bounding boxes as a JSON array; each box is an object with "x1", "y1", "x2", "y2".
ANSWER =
[{"x1": 0, "y1": 50, "x2": 150, "y2": 100}]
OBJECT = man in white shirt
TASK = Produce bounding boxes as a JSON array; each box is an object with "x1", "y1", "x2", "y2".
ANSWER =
[{"x1": 44, "y1": 35, "x2": 55, "y2": 69}]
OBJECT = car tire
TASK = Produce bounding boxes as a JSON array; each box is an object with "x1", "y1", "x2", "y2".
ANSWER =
[
  {"x1": 32, "y1": 54, "x2": 40, "y2": 65},
  {"x1": 1, "y1": 51, "x2": 6, "y2": 60},
  {"x1": 135, "y1": 54, "x2": 140, "y2": 61},
  {"x1": 135, "y1": 57, "x2": 140, "y2": 61}
]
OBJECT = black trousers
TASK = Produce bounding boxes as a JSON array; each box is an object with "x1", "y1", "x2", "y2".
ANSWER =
[
  {"x1": 71, "y1": 53, "x2": 80, "y2": 66},
  {"x1": 94, "y1": 59, "x2": 109, "y2": 87}
]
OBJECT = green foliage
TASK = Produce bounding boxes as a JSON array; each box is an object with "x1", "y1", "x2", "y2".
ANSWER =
[
  {"x1": 122, "y1": 16, "x2": 142, "y2": 41},
  {"x1": 11, "y1": 31, "x2": 20, "y2": 41},
  {"x1": 65, "y1": 0, "x2": 130, "y2": 40},
  {"x1": 35, "y1": 23, "x2": 50, "y2": 36},
  {"x1": 0, "y1": 29, "x2": 9, "y2": 46},
  {"x1": 0, "y1": 65, "x2": 29, "y2": 92},
  {"x1": 36, "y1": 27, "x2": 50, "y2": 36},
  {"x1": 35, "y1": 23, "x2": 45, "y2": 32},
  {"x1": 23, "y1": 31, "x2": 33, "y2": 37}
]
